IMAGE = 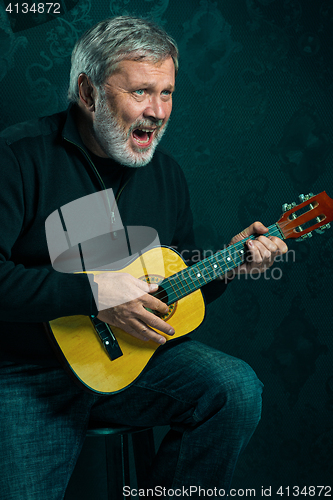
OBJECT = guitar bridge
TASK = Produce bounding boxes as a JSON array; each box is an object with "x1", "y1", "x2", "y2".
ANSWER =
[{"x1": 90, "y1": 317, "x2": 123, "y2": 361}]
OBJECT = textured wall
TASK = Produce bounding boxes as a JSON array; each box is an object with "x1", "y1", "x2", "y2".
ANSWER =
[{"x1": 1, "y1": 0, "x2": 332, "y2": 496}]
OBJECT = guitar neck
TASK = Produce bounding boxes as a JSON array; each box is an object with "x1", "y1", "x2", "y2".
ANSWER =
[{"x1": 159, "y1": 223, "x2": 284, "y2": 306}]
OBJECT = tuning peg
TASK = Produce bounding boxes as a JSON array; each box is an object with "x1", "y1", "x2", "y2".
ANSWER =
[
  {"x1": 282, "y1": 201, "x2": 297, "y2": 212},
  {"x1": 298, "y1": 193, "x2": 315, "y2": 203},
  {"x1": 315, "y1": 223, "x2": 331, "y2": 234},
  {"x1": 296, "y1": 232, "x2": 312, "y2": 242}
]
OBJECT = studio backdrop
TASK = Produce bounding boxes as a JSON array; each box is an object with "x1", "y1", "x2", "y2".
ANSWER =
[{"x1": 1, "y1": 0, "x2": 332, "y2": 496}]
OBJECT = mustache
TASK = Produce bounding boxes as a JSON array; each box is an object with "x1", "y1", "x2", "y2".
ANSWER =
[{"x1": 128, "y1": 119, "x2": 164, "y2": 135}]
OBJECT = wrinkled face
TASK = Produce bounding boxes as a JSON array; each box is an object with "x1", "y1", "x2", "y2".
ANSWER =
[{"x1": 92, "y1": 57, "x2": 175, "y2": 167}]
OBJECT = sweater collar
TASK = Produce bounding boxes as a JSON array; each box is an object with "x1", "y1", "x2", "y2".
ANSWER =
[
  {"x1": 61, "y1": 103, "x2": 90, "y2": 154},
  {"x1": 61, "y1": 103, "x2": 137, "y2": 192}
]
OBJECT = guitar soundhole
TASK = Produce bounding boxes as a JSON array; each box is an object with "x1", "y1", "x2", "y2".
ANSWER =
[{"x1": 139, "y1": 274, "x2": 177, "y2": 321}]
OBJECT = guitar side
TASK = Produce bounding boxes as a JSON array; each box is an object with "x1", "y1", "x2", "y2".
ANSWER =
[{"x1": 47, "y1": 246, "x2": 205, "y2": 394}]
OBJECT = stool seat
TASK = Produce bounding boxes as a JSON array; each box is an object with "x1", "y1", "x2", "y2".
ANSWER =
[{"x1": 67, "y1": 422, "x2": 155, "y2": 500}]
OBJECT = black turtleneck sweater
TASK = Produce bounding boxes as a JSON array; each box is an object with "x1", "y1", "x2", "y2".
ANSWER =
[{"x1": 0, "y1": 104, "x2": 227, "y2": 366}]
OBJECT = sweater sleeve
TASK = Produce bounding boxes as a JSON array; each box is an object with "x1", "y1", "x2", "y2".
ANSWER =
[{"x1": 0, "y1": 140, "x2": 98, "y2": 323}]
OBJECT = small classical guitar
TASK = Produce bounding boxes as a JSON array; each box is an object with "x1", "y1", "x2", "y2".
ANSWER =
[{"x1": 46, "y1": 191, "x2": 333, "y2": 394}]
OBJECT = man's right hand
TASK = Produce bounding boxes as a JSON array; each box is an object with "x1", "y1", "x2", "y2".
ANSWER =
[{"x1": 93, "y1": 272, "x2": 175, "y2": 344}]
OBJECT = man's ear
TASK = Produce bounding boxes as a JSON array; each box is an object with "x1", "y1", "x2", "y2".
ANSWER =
[{"x1": 78, "y1": 74, "x2": 96, "y2": 111}]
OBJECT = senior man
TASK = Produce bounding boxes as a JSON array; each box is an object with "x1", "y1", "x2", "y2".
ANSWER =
[{"x1": 0, "y1": 16, "x2": 287, "y2": 499}]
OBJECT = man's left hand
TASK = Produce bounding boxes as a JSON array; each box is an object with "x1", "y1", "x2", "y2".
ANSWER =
[{"x1": 227, "y1": 221, "x2": 288, "y2": 276}]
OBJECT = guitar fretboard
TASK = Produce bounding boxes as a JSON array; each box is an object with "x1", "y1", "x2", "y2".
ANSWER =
[{"x1": 157, "y1": 223, "x2": 283, "y2": 305}]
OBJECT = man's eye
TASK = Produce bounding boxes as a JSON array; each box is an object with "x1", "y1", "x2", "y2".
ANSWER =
[
  {"x1": 134, "y1": 89, "x2": 145, "y2": 95},
  {"x1": 161, "y1": 91, "x2": 173, "y2": 99}
]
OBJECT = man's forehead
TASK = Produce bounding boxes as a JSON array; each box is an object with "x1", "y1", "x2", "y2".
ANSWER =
[{"x1": 107, "y1": 57, "x2": 175, "y2": 85}]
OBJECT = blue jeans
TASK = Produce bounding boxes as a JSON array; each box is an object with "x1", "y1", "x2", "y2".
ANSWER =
[{"x1": 0, "y1": 338, "x2": 263, "y2": 499}]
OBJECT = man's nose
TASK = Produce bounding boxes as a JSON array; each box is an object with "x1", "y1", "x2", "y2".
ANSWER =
[{"x1": 143, "y1": 96, "x2": 167, "y2": 122}]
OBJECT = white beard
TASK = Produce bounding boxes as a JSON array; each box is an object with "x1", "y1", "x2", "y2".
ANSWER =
[{"x1": 92, "y1": 97, "x2": 168, "y2": 168}]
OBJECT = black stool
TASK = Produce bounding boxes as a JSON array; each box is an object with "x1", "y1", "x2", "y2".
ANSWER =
[{"x1": 65, "y1": 423, "x2": 155, "y2": 500}]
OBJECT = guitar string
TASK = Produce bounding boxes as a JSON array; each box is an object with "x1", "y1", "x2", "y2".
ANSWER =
[
  {"x1": 157, "y1": 224, "x2": 282, "y2": 298},
  {"x1": 91, "y1": 201, "x2": 322, "y2": 304},
  {"x1": 161, "y1": 209, "x2": 326, "y2": 303},
  {"x1": 153, "y1": 224, "x2": 284, "y2": 304}
]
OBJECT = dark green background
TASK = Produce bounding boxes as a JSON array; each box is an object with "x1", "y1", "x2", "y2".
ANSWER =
[{"x1": 1, "y1": 0, "x2": 332, "y2": 496}]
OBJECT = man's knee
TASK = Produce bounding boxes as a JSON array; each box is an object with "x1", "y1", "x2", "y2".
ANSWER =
[
  {"x1": 224, "y1": 358, "x2": 263, "y2": 424},
  {"x1": 196, "y1": 354, "x2": 263, "y2": 429}
]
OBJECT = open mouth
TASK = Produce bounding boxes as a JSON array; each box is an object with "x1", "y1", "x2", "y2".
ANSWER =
[{"x1": 131, "y1": 128, "x2": 155, "y2": 148}]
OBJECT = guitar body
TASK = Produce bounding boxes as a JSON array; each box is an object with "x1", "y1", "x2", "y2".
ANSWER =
[{"x1": 48, "y1": 246, "x2": 205, "y2": 394}]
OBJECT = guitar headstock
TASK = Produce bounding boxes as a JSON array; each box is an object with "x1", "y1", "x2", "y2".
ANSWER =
[{"x1": 277, "y1": 191, "x2": 333, "y2": 240}]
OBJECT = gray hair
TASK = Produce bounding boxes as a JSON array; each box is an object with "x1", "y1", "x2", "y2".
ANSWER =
[{"x1": 68, "y1": 16, "x2": 179, "y2": 102}]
